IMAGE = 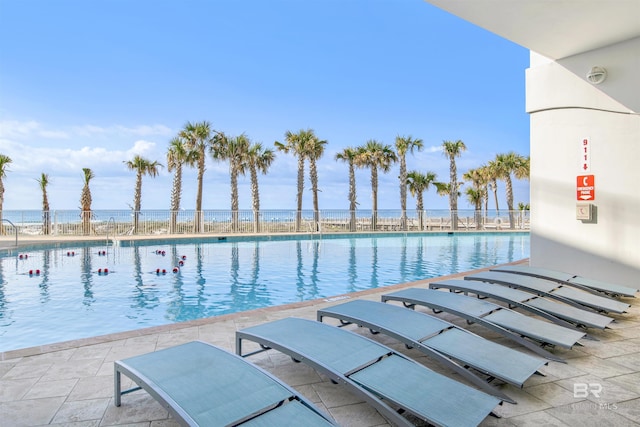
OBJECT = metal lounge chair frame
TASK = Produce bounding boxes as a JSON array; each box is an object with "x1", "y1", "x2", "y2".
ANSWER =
[
  {"x1": 114, "y1": 341, "x2": 338, "y2": 427},
  {"x1": 465, "y1": 271, "x2": 630, "y2": 314},
  {"x1": 236, "y1": 317, "x2": 500, "y2": 427},
  {"x1": 381, "y1": 288, "x2": 587, "y2": 363},
  {"x1": 317, "y1": 299, "x2": 549, "y2": 404},
  {"x1": 430, "y1": 279, "x2": 614, "y2": 332},
  {"x1": 491, "y1": 265, "x2": 638, "y2": 298}
]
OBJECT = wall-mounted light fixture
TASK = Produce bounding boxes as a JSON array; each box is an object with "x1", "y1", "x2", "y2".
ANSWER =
[{"x1": 586, "y1": 66, "x2": 607, "y2": 85}]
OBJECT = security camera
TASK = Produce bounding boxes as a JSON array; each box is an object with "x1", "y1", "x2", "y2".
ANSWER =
[{"x1": 586, "y1": 66, "x2": 607, "y2": 85}]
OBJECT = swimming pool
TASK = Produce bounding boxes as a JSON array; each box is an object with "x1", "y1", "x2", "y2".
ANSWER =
[{"x1": 0, "y1": 232, "x2": 529, "y2": 352}]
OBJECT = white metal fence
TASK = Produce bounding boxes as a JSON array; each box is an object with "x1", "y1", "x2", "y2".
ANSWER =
[{"x1": 0, "y1": 209, "x2": 530, "y2": 237}]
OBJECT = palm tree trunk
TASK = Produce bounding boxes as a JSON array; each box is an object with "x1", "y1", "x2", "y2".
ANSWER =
[
  {"x1": 194, "y1": 157, "x2": 205, "y2": 233},
  {"x1": 417, "y1": 193, "x2": 424, "y2": 230},
  {"x1": 42, "y1": 195, "x2": 50, "y2": 235},
  {"x1": 250, "y1": 166, "x2": 260, "y2": 233},
  {"x1": 371, "y1": 167, "x2": 378, "y2": 230},
  {"x1": 349, "y1": 164, "x2": 356, "y2": 232},
  {"x1": 230, "y1": 164, "x2": 239, "y2": 233},
  {"x1": 505, "y1": 175, "x2": 515, "y2": 229},
  {"x1": 295, "y1": 157, "x2": 304, "y2": 232},
  {"x1": 310, "y1": 159, "x2": 320, "y2": 231},
  {"x1": 449, "y1": 156, "x2": 458, "y2": 230},
  {"x1": 475, "y1": 204, "x2": 482, "y2": 230},
  {"x1": 82, "y1": 210, "x2": 91, "y2": 235},
  {"x1": 399, "y1": 158, "x2": 407, "y2": 231},
  {"x1": 133, "y1": 173, "x2": 142, "y2": 234},
  {"x1": 492, "y1": 179, "x2": 499, "y2": 214},
  {"x1": 43, "y1": 210, "x2": 50, "y2": 235},
  {"x1": 170, "y1": 165, "x2": 182, "y2": 234},
  {"x1": 483, "y1": 190, "x2": 489, "y2": 228}
]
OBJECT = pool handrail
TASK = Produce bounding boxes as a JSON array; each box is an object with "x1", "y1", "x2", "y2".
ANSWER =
[
  {"x1": 2, "y1": 219, "x2": 18, "y2": 246},
  {"x1": 106, "y1": 216, "x2": 116, "y2": 243}
]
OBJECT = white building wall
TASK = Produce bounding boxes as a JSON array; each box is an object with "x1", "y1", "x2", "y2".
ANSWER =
[{"x1": 526, "y1": 40, "x2": 640, "y2": 287}]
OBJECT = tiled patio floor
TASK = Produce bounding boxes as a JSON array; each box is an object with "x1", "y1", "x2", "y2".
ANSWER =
[{"x1": 1, "y1": 264, "x2": 639, "y2": 426}]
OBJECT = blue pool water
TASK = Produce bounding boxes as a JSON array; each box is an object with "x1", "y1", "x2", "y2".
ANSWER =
[{"x1": 0, "y1": 232, "x2": 529, "y2": 352}]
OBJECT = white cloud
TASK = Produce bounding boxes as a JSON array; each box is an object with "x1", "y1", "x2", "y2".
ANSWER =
[
  {"x1": 424, "y1": 145, "x2": 442, "y2": 153},
  {"x1": 0, "y1": 120, "x2": 172, "y2": 142},
  {"x1": 116, "y1": 124, "x2": 173, "y2": 137},
  {"x1": 72, "y1": 124, "x2": 174, "y2": 138},
  {"x1": 71, "y1": 146, "x2": 114, "y2": 164},
  {"x1": 0, "y1": 138, "x2": 160, "y2": 177},
  {"x1": 126, "y1": 140, "x2": 158, "y2": 157},
  {"x1": 38, "y1": 130, "x2": 70, "y2": 139},
  {"x1": 72, "y1": 125, "x2": 109, "y2": 137},
  {"x1": 0, "y1": 120, "x2": 41, "y2": 139},
  {"x1": 3, "y1": 144, "x2": 119, "y2": 175},
  {"x1": 0, "y1": 119, "x2": 174, "y2": 175}
]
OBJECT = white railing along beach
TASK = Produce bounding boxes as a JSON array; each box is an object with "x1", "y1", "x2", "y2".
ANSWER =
[{"x1": 0, "y1": 209, "x2": 530, "y2": 237}]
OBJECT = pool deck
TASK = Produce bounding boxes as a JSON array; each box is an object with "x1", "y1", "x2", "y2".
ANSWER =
[{"x1": 1, "y1": 238, "x2": 639, "y2": 426}]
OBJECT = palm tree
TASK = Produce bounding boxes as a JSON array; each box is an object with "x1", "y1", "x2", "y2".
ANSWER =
[
  {"x1": 36, "y1": 173, "x2": 51, "y2": 235},
  {"x1": 355, "y1": 140, "x2": 397, "y2": 230},
  {"x1": 246, "y1": 142, "x2": 275, "y2": 232},
  {"x1": 520, "y1": 156, "x2": 531, "y2": 182},
  {"x1": 442, "y1": 140, "x2": 467, "y2": 229},
  {"x1": 395, "y1": 135, "x2": 423, "y2": 230},
  {"x1": 494, "y1": 152, "x2": 530, "y2": 229},
  {"x1": 80, "y1": 168, "x2": 94, "y2": 235},
  {"x1": 335, "y1": 147, "x2": 359, "y2": 231},
  {"x1": 465, "y1": 187, "x2": 486, "y2": 229},
  {"x1": 124, "y1": 155, "x2": 163, "y2": 234},
  {"x1": 179, "y1": 121, "x2": 214, "y2": 232},
  {"x1": 463, "y1": 167, "x2": 489, "y2": 229},
  {"x1": 275, "y1": 129, "x2": 315, "y2": 232},
  {"x1": 211, "y1": 133, "x2": 250, "y2": 232},
  {"x1": 0, "y1": 154, "x2": 12, "y2": 234},
  {"x1": 406, "y1": 170, "x2": 437, "y2": 230},
  {"x1": 518, "y1": 201, "x2": 531, "y2": 229},
  {"x1": 434, "y1": 182, "x2": 449, "y2": 197},
  {"x1": 307, "y1": 133, "x2": 327, "y2": 231},
  {"x1": 166, "y1": 136, "x2": 197, "y2": 233}
]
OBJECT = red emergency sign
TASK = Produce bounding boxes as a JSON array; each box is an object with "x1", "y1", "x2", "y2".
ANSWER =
[{"x1": 577, "y1": 175, "x2": 595, "y2": 201}]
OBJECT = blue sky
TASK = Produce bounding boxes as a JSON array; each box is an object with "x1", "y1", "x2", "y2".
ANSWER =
[{"x1": 0, "y1": 0, "x2": 530, "y2": 212}]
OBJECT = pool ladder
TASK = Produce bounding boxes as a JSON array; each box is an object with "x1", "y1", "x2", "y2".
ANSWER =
[
  {"x1": 106, "y1": 217, "x2": 116, "y2": 245},
  {"x1": 2, "y1": 219, "x2": 18, "y2": 246}
]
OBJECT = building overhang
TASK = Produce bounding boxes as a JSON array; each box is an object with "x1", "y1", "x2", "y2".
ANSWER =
[{"x1": 424, "y1": 0, "x2": 640, "y2": 60}]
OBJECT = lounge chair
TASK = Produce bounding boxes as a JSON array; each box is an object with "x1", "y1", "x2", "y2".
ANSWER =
[
  {"x1": 381, "y1": 288, "x2": 587, "y2": 362},
  {"x1": 491, "y1": 265, "x2": 638, "y2": 298},
  {"x1": 465, "y1": 271, "x2": 630, "y2": 314},
  {"x1": 430, "y1": 279, "x2": 614, "y2": 331},
  {"x1": 114, "y1": 341, "x2": 338, "y2": 427},
  {"x1": 317, "y1": 299, "x2": 548, "y2": 404},
  {"x1": 236, "y1": 317, "x2": 500, "y2": 427}
]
